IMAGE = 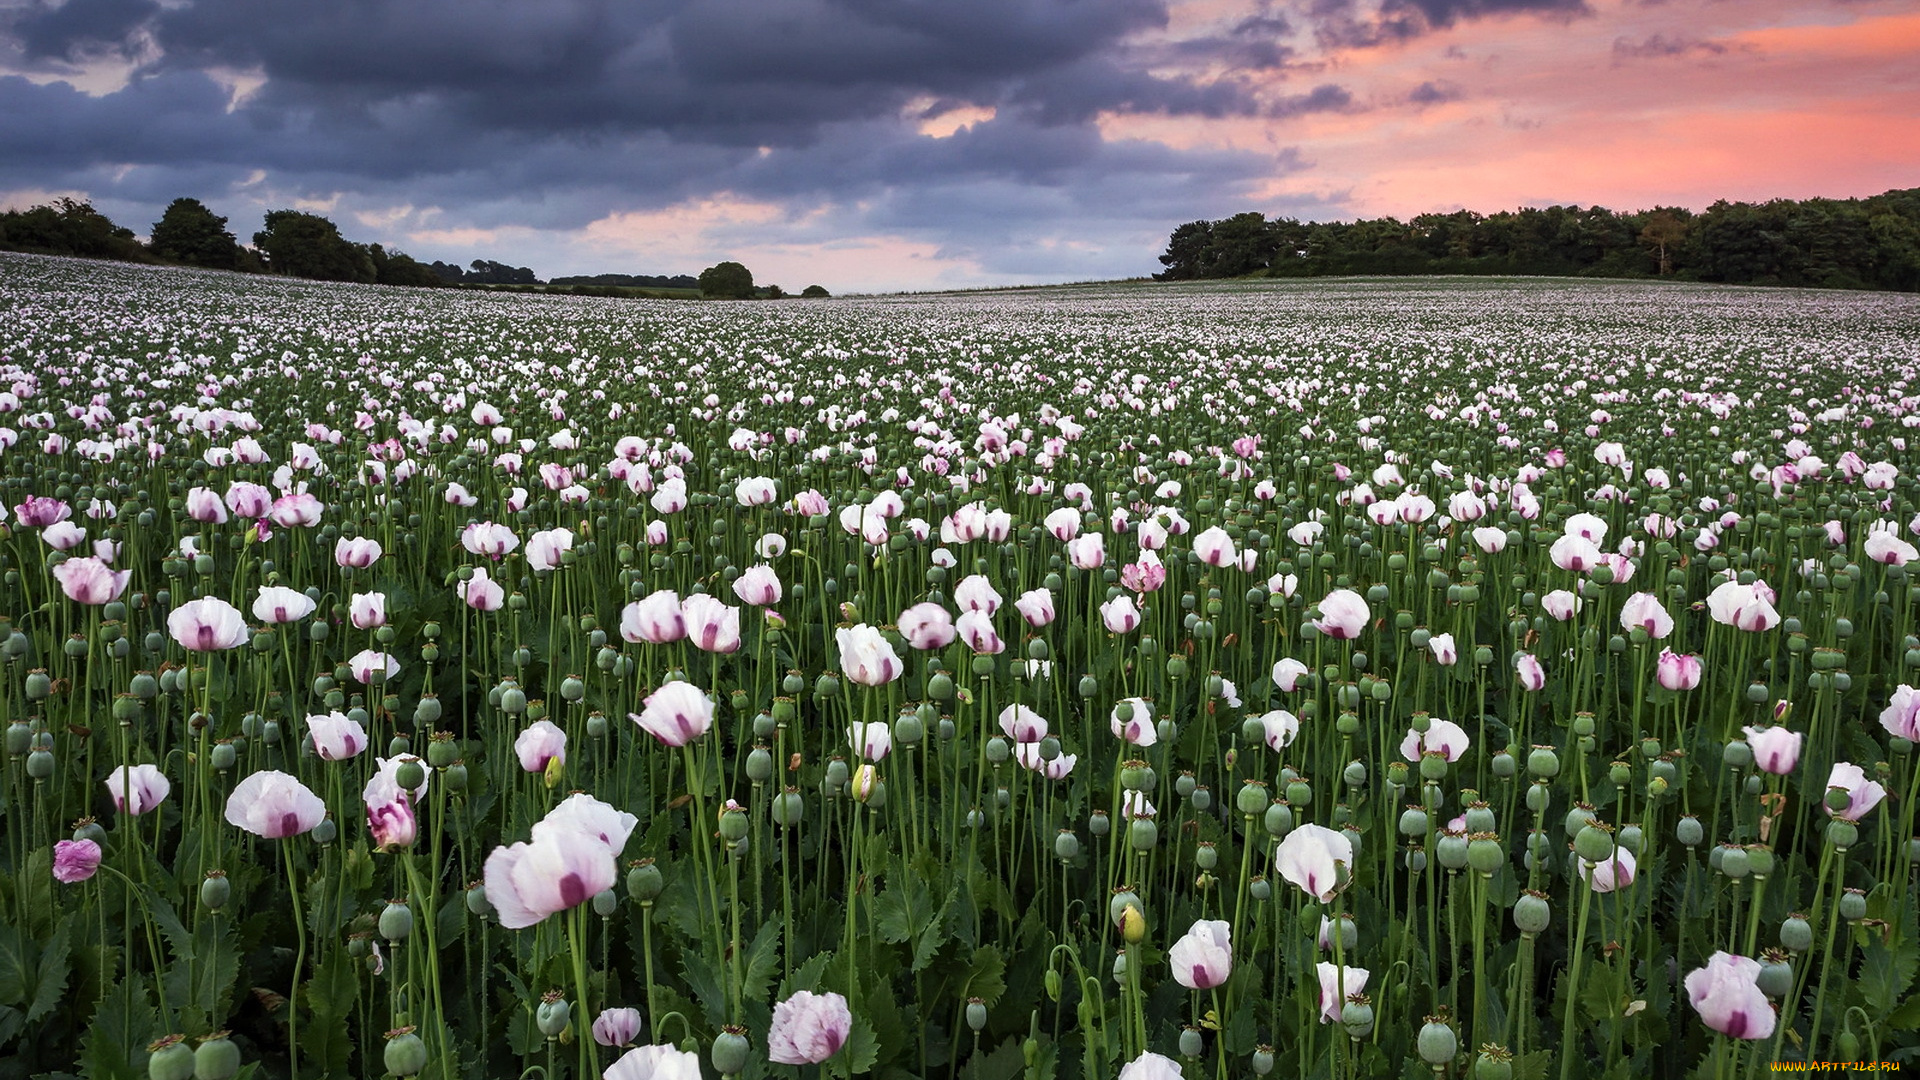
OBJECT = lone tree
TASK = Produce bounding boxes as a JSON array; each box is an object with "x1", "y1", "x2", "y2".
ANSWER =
[
  {"x1": 1638, "y1": 208, "x2": 1691, "y2": 276},
  {"x1": 801, "y1": 284, "x2": 830, "y2": 298},
  {"x1": 698, "y1": 261, "x2": 755, "y2": 299},
  {"x1": 150, "y1": 198, "x2": 238, "y2": 269}
]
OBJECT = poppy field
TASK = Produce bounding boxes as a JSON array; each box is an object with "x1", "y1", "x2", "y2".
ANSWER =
[{"x1": 2, "y1": 251, "x2": 1919, "y2": 1079}]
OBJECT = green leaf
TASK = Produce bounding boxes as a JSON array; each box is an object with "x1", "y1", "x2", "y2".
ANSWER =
[
  {"x1": 958, "y1": 1035, "x2": 1024, "y2": 1080},
  {"x1": 914, "y1": 886, "x2": 956, "y2": 973},
  {"x1": 680, "y1": 948, "x2": 728, "y2": 1027},
  {"x1": 26, "y1": 916, "x2": 71, "y2": 1025},
  {"x1": 742, "y1": 920, "x2": 783, "y2": 1005},
  {"x1": 0, "y1": 1004, "x2": 22, "y2": 1049},
  {"x1": 0, "y1": 923, "x2": 29, "y2": 1006},
  {"x1": 79, "y1": 976, "x2": 154, "y2": 1080},
  {"x1": 146, "y1": 890, "x2": 193, "y2": 963},
  {"x1": 302, "y1": 950, "x2": 359, "y2": 1077},
  {"x1": 778, "y1": 951, "x2": 833, "y2": 1000},
  {"x1": 837, "y1": 1011, "x2": 880, "y2": 1079},
  {"x1": 963, "y1": 946, "x2": 1006, "y2": 1007},
  {"x1": 874, "y1": 875, "x2": 934, "y2": 946}
]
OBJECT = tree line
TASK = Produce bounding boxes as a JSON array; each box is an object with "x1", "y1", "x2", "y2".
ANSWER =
[
  {"x1": 0, "y1": 198, "x2": 830, "y2": 298},
  {"x1": 1155, "y1": 187, "x2": 1920, "y2": 291}
]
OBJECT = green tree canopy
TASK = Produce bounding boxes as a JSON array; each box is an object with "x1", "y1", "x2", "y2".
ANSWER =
[
  {"x1": 801, "y1": 284, "x2": 830, "y2": 298},
  {"x1": 150, "y1": 198, "x2": 238, "y2": 269},
  {"x1": 253, "y1": 210, "x2": 373, "y2": 283},
  {"x1": 698, "y1": 261, "x2": 755, "y2": 299}
]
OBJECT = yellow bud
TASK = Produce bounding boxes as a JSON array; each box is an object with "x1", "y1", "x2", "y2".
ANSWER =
[
  {"x1": 1121, "y1": 903, "x2": 1146, "y2": 944},
  {"x1": 544, "y1": 755, "x2": 565, "y2": 789},
  {"x1": 852, "y1": 763, "x2": 878, "y2": 802}
]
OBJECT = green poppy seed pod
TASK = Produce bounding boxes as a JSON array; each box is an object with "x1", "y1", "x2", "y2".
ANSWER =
[
  {"x1": 1108, "y1": 889, "x2": 1141, "y2": 928},
  {"x1": 147, "y1": 1036, "x2": 195, "y2": 1080},
  {"x1": 1745, "y1": 845, "x2": 1775, "y2": 877},
  {"x1": 1616, "y1": 824, "x2": 1644, "y2": 854},
  {"x1": 26, "y1": 749, "x2": 54, "y2": 780},
  {"x1": 465, "y1": 883, "x2": 493, "y2": 916},
  {"x1": 1474, "y1": 1046, "x2": 1515, "y2": 1080},
  {"x1": 24, "y1": 670, "x2": 51, "y2": 701},
  {"x1": 1286, "y1": 780, "x2": 1313, "y2": 806},
  {"x1": 1608, "y1": 760, "x2": 1632, "y2": 786},
  {"x1": 499, "y1": 686, "x2": 527, "y2": 714},
  {"x1": 1524, "y1": 783, "x2": 1550, "y2": 814},
  {"x1": 1175, "y1": 771, "x2": 1197, "y2": 797},
  {"x1": 711, "y1": 1027, "x2": 750, "y2": 1076},
  {"x1": 1719, "y1": 845, "x2": 1750, "y2": 879},
  {"x1": 395, "y1": 758, "x2": 426, "y2": 790},
  {"x1": 441, "y1": 762, "x2": 468, "y2": 791},
  {"x1": 1571, "y1": 713, "x2": 1595, "y2": 737},
  {"x1": 1419, "y1": 752, "x2": 1448, "y2": 782},
  {"x1": 1781, "y1": 915, "x2": 1813, "y2": 952},
  {"x1": 1195, "y1": 841, "x2": 1218, "y2": 870},
  {"x1": 593, "y1": 888, "x2": 618, "y2": 916},
  {"x1": 1399, "y1": 807, "x2": 1430, "y2": 838},
  {"x1": 625, "y1": 860, "x2": 665, "y2": 904},
  {"x1": 424, "y1": 734, "x2": 457, "y2": 768},
  {"x1": 746, "y1": 746, "x2": 774, "y2": 783},
  {"x1": 1468, "y1": 837, "x2": 1504, "y2": 875},
  {"x1": 1827, "y1": 820, "x2": 1859, "y2": 850},
  {"x1": 1264, "y1": 801, "x2": 1293, "y2": 837},
  {"x1": 1757, "y1": 957, "x2": 1794, "y2": 999},
  {"x1": 1465, "y1": 803, "x2": 1497, "y2": 832},
  {"x1": 1573, "y1": 823, "x2": 1615, "y2": 863},
  {"x1": 1437, "y1": 833, "x2": 1469, "y2": 870},
  {"x1": 526, "y1": 699, "x2": 548, "y2": 722},
  {"x1": 1417, "y1": 1018, "x2": 1458, "y2": 1066},
  {"x1": 1513, "y1": 891, "x2": 1551, "y2": 934},
  {"x1": 1129, "y1": 816, "x2": 1159, "y2": 851},
  {"x1": 1249, "y1": 875, "x2": 1272, "y2": 901},
  {"x1": 772, "y1": 789, "x2": 806, "y2": 827},
  {"x1": 193, "y1": 1033, "x2": 240, "y2": 1080},
  {"x1": 379, "y1": 901, "x2": 414, "y2": 941},
  {"x1": 967, "y1": 999, "x2": 989, "y2": 1032},
  {"x1": 558, "y1": 675, "x2": 586, "y2": 703},
  {"x1": 1089, "y1": 810, "x2": 1111, "y2": 837},
  {"x1": 207, "y1": 740, "x2": 236, "y2": 772},
  {"x1": 1054, "y1": 830, "x2": 1081, "y2": 861},
  {"x1": 536, "y1": 996, "x2": 571, "y2": 1037},
  {"x1": 1237, "y1": 780, "x2": 1268, "y2": 816},
  {"x1": 1078, "y1": 674, "x2": 1099, "y2": 698},
  {"x1": 986, "y1": 736, "x2": 1010, "y2": 764},
  {"x1": 3, "y1": 722, "x2": 29, "y2": 758},
  {"x1": 1111, "y1": 950, "x2": 1128, "y2": 984},
  {"x1": 719, "y1": 806, "x2": 749, "y2": 842},
  {"x1": 1840, "y1": 888, "x2": 1868, "y2": 921},
  {"x1": 824, "y1": 757, "x2": 850, "y2": 790},
  {"x1": 308, "y1": 620, "x2": 329, "y2": 643},
  {"x1": 130, "y1": 671, "x2": 159, "y2": 699},
  {"x1": 1166, "y1": 655, "x2": 1188, "y2": 679},
  {"x1": 1526, "y1": 746, "x2": 1559, "y2": 778},
  {"x1": 1491, "y1": 750, "x2": 1516, "y2": 778},
  {"x1": 383, "y1": 1029, "x2": 428, "y2": 1077},
  {"x1": 1722, "y1": 740, "x2": 1753, "y2": 770},
  {"x1": 1335, "y1": 710, "x2": 1359, "y2": 736},
  {"x1": 1179, "y1": 1026, "x2": 1204, "y2": 1058},
  {"x1": 1341, "y1": 998, "x2": 1375, "y2": 1039},
  {"x1": 1253, "y1": 1046, "x2": 1276, "y2": 1075},
  {"x1": 199, "y1": 870, "x2": 231, "y2": 912}
]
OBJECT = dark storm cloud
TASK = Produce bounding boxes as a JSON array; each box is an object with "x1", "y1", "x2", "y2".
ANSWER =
[
  {"x1": 1408, "y1": 79, "x2": 1463, "y2": 104},
  {"x1": 5, "y1": 0, "x2": 158, "y2": 64},
  {"x1": 1309, "y1": 0, "x2": 1589, "y2": 48},
  {"x1": 0, "y1": 0, "x2": 1395, "y2": 281}
]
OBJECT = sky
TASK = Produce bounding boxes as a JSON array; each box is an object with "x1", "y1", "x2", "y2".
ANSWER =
[{"x1": 1, "y1": 0, "x2": 1915, "y2": 293}]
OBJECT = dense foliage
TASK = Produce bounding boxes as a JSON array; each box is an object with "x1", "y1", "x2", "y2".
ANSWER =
[
  {"x1": 1157, "y1": 189, "x2": 1920, "y2": 291},
  {"x1": 0, "y1": 255, "x2": 1917, "y2": 1080}
]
